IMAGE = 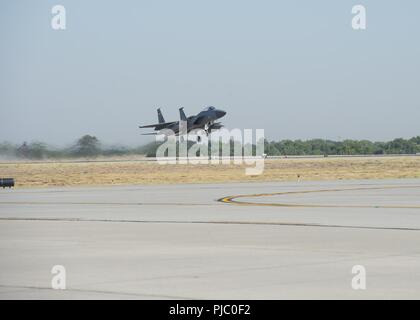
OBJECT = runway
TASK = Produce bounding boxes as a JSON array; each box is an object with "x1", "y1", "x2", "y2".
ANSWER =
[{"x1": 1, "y1": 179, "x2": 420, "y2": 299}]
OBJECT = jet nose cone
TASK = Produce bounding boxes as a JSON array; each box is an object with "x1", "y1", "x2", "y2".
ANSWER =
[{"x1": 216, "y1": 110, "x2": 226, "y2": 118}]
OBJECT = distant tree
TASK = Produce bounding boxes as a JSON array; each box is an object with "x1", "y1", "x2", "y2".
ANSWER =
[
  {"x1": 28, "y1": 142, "x2": 48, "y2": 159},
  {"x1": 15, "y1": 142, "x2": 48, "y2": 159},
  {"x1": 385, "y1": 138, "x2": 418, "y2": 154},
  {"x1": 265, "y1": 140, "x2": 281, "y2": 156},
  {"x1": 74, "y1": 135, "x2": 101, "y2": 157},
  {"x1": 16, "y1": 142, "x2": 30, "y2": 158},
  {"x1": 0, "y1": 142, "x2": 18, "y2": 158},
  {"x1": 410, "y1": 136, "x2": 420, "y2": 145}
]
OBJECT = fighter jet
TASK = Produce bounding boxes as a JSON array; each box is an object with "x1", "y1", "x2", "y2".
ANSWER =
[{"x1": 139, "y1": 106, "x2": 226, "y2": 136}]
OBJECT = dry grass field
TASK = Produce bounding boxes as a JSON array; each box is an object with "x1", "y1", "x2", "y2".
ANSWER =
[{"x1": 1, "y1": 156, "x2": 420, "y2": 188}]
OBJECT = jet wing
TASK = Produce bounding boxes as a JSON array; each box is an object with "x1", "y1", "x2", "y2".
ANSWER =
[{"x1": 139, "y1": 121, "x2": 176, "y2": 129}]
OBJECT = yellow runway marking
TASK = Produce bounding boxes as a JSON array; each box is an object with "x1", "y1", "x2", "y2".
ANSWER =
[{"x1": 219, "y1": 185, "x2": 420, "y2": 209}]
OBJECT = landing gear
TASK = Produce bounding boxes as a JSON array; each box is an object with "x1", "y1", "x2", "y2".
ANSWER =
[{"x1": 204, "y1": 121, "x2": 213, "y2": 136}]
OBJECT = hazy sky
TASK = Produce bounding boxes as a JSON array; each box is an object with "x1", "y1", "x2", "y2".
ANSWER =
[{"x1": 1, "y1": 0, "x2": 419, "y2": 146}]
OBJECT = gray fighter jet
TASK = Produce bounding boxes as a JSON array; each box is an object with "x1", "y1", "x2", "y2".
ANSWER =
[{"x1": 139, "y1": 106, "x2": 226, "y2": 136}]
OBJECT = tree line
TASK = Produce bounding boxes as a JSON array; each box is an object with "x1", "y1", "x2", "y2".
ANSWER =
[
  {"x1": 264, "y1": 136, "x2": 420, "y2": 156},
  {"x1": 0, "y1": 135, "x2": 148, "y2": 159},
  {"x1": 0, "y1": 135, "x2": 419, "y2": 160}
]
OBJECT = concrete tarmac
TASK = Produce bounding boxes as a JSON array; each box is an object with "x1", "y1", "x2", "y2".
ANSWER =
[{"x1": 1, "y1": 179, "x2": 420, "y2": 299}]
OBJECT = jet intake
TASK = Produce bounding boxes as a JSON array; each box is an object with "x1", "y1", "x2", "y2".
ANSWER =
[{"x1": 208, "y1": 122, "x2": 224, "y2": 133}]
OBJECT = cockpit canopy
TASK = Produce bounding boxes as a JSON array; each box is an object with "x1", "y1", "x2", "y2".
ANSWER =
[{"x1": 203, "y1": 106, "x2": 216, "y2": 111}]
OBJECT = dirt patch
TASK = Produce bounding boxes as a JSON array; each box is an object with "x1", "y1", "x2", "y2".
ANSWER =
[{"x1": 1, "y1": 156, "x2": 419, "y2": 188}]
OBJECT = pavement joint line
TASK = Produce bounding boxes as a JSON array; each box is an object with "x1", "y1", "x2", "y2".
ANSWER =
[
  {"x1": 0, "y1": 201, "x2": 217, "y2": 206},
  {"x1": 1, "y1": 217, "x2": 419, "y2": 231},
  {"x1": 0, "y1": 284, "x2": 193, "y2": 300}
]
